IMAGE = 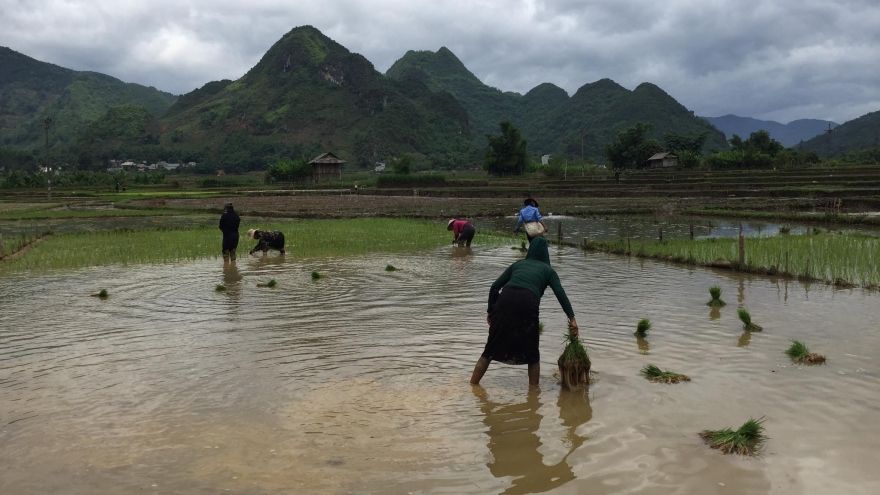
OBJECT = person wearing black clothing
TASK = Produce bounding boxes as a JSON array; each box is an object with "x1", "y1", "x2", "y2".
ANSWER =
[
  {"x1": 247, "y1": 229, "x2": 286, "y2": 255},
  {"x1": 218, "y1": 202, "x2": 241, "y2": 262}
]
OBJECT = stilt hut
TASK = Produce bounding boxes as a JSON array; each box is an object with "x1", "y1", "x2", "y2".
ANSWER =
[
  {"x1": 646, "y1": 152, "x2": 678, "y2": 168},
  {"x1": 308, "y1": 152, "x2": 346, "y2": 182}
]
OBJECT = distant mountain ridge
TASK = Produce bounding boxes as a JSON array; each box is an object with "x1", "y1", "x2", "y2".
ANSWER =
[
  {"x1": 703, "y1": 114, "x2": 837, "y2": 148},
  {"x1": 387, "y1": 48, "x2": 728, "y2": 158}
]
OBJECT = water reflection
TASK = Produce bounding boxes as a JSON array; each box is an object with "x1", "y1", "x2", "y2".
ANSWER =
[
  {"x1": 474, "y1": 386, "x2": 591, "y2": 495},
  {"x1": 636, "y1": 336, "x2": 650, "y2": 354},
  {"x1": 738, "y1": 331, "x2": 752, "y2": 347},
  {"x1": 709, "y1": 306, "x2": 721, "y2": 320}
]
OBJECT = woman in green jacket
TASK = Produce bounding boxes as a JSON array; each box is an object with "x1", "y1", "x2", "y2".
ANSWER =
[{"x1": 470, "y1": 237, "x2": 578, "y2": 386}]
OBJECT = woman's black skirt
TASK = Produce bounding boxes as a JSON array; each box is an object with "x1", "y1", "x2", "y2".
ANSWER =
[{"x1": 482, "y1": 285, "x2": 540, "y2": 365}]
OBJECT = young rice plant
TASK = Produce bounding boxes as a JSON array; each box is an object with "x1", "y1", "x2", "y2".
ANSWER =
[
  {"x1": 737, "y1": 308, "x2": 763, "y2": 331},
  {"x1": 700, "y1": 417, "x2": 767, "y2": 456},
  {"x1": 640, "y1": 364, "x2": 691, "y2": 384},
  {"x1": 785, "y1": 340, "x2": 826, "y2": 364},
  {"x1": 558, "y1": 323, "x2": 590, "y2": 390}
]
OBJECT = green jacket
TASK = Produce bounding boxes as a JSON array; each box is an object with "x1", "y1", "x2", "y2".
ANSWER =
[{"x1": 488, "y1": 237, "x2": 575, "y2": 317}]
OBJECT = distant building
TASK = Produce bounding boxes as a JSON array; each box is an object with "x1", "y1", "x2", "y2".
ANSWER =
[
  {"x1": 646, "y1": 152, "x2": 678, "y2": 168},
  {"x1": 541, "y1": 155, "x2": 551, "y2": 166},
  {"x1": 374, "y1": 162, "x2": 387, "y2": 173},
  {"x1": 308, "y1": 152, "x2": 346, "y2": 182},
  {"x1": 165, "y1": 163, "x2": 181, "y2": 170}
]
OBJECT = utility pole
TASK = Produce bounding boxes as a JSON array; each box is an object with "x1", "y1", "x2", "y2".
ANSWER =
[
  {"x1": 44, "y1": 117, "x2": 52, "y2": 199},
  {"x1": 824, "y1": 123, "x2": 833, "y2": 159},
  {"x1": 579, "y1": 128, "x2": 586, "y2": 176}
]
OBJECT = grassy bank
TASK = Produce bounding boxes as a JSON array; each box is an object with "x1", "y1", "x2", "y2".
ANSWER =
[
  {"x1": 0, "y1": 219, "x2": 508, "y2": 273},
  {"x1": 582, "y1": 232, "x2": 880, "y2": 288}
]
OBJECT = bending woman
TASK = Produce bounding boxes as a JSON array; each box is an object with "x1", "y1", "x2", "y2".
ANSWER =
[{"x1": 471, "y1": 236, "x2": 578, "y2": 386}]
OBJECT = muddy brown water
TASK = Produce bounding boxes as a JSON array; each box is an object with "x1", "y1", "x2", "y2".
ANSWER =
[{"x1": 1, "y1": 247, "x2": 878, "y2": 494}]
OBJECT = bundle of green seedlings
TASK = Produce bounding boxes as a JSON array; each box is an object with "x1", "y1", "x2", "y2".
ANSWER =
[
  {"x1": 311, "y1": 271, "x2": 324, "y2": 280},
  {"x1": 640, "y1": 364, "x2": 691, "y2": 384},
  {"x1": 385, "y1": 264, "x2": 397, "y2": 271},
  {"x1": 785, "y1": 340, "x2": 826, "y2": 364},
  {"x1": 90, "y1": 288, "x2": 109, "y2": 298},
  {"x1": 511, "y1": 240, "x2": 528, "y2": 252},
  {"x1": 215, "y1": 284, "x2": 227, "y2": 292},
  {"x1": 557, "y1": 323, "x2": 591, "y2": 390},
  {"x1": 737, "y1": 308, "x2": 763, "y2": 331},
  {"x1": 699, "y1": 417, "x2": 766, "y2": 456},
  {"x1": 257, "y1": 279, "x2": 277, "y2": 288},
  {"x1": 707, "y1": 286, "x2": 726, "y2": 307},
  {"x1": 635, "y1": 318, "x2": 651, "y2": 337}
]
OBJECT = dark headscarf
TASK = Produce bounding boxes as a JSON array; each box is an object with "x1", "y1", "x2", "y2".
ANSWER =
[{"x1": 525, "y1": 237, "x2": 550, "y2": 266}]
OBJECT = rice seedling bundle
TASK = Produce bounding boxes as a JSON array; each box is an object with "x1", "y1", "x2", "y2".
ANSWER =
[
  {"x1": 557, "y1": 323, "x2": 591, "y2": 390},
  {"x1": 737, "y1": 308, "x2": 763, "y2": 331},
  {"x1": 215, "y1": 284, "x2": 227, "y2": 292},
  {"x1": 700, "y1": 417, "x2": 766, "y2": 456},
  {"x1": 90, "y1": 288, "x2": 109, "y2": 298},
  {"x1": 785, "y1": 340, "x2": 826, "y2": 364},
  {"x1": 640, "y1": 364, "x2": 690, "y2": 384},
  {"x1": 257, "y1": 279, "x2": 277, "y2": 288},
  {"x1": 385, "y1": 264, "x2": 397, "y2": 271},
  {"x1": 707, "y1": 286, "x2": 726, "y2": 307},
  {"x1": 311, "y1": 271, "x2": 324, "y2": 280},
  {"x1": 635, "y1": 318, "x2": 651, "y2": 337}
]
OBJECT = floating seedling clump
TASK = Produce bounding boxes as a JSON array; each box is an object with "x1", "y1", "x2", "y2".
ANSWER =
[
  {"x1": 785, "y1": 340, "x2": 826, "y2": 364},
  {"x1": 737, "y1": 308, "x2": 763, "y2": 331},
  {"x1": 707, "y1": 286, "x2": 726, "y2": 307},
  {"x1": 511, "y1": 240, "x2": 528, "y2": 252},
  {"x1": 90, "y1": 289, "x2": 109, "y2": 298},
  {"x1": 385, "y1": 264, "x2": 397, "y2": 271},
  {"x1": 257, "y1": 279, "x2": 277, "y2": 288},
  {"x1": 215, "y1": 284, "x2": 227, "y2": 292},
  {"x1": 640, "y1": 364, "x2": 690, "y2": 384},
  {"x1": 311, "y1": 271, "x2": 324, "y2": 280},
  {"x1": 557, "y1": 323, "x2": 591, "y2": 390},
  {"x1": 700, "y1": 417, "x2": 766, "y2": 456},
  {"x1": 635, "y1": 318, "x2": 651, "y2": 337}
]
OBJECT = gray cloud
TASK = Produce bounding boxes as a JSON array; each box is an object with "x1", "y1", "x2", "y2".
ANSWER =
[{"x1": 1, "y1": 0, "x2": 878, "y2": 123}]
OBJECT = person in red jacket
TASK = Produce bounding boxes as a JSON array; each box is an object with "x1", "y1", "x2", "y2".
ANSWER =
[{"x1": 447, "y1": 219, "x2": 476, "y2": 247}]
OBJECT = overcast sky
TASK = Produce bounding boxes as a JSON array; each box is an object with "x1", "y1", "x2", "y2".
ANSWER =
[{"x1": 2, "y1": 0, "x2": 878, "y2": 124}]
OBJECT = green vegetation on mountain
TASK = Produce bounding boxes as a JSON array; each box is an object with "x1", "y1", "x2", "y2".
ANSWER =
[
  {"x1": 160, "y1": 26, "x2": 478, "y2": 172},
  {"x1": 386, "y1": 50, "x2": 728, "y2": 160},
  {"x1": 800, "y1": 109, "x2": 880, "y2": 158},
  {"x1": 0, "y1": 46, "x2": 176, "y2": 148}
]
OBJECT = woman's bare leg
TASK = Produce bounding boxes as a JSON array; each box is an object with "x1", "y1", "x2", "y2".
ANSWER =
[
  {"x1": 470, "y1": 357, "x2": 490, "y2": 384},
  {"x1": 527, "y1": 362, "x2": 540, "y2": 386}
]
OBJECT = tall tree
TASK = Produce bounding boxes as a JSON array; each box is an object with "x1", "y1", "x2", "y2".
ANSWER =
[
  {"x1": 604, "y1": 122, "x2": 663, "y2": 170},
  {"x1": 484, "y1": 121, "x2": 528, "y2": 176}
]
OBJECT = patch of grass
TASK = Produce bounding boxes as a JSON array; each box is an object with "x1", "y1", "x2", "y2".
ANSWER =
[
  {"x1": 215, "y1": 284, "x2": 227, "y2": 292},
  {"x1": 737, "y1": 308, "x2": 763, "y2": 331},
  {"x1": 511, "y1": 240, "x2": 528, "y2": 252},
  {"x1": 635, "y1": 318, "x2": 652, "y2": 337},
  {"x1": 557, "y1": 323, "x2": 591, "y2": 390},
  {"x1": 583, "y1": 232, "x2": 880, "y2": 287},
  {"x1": 785, "y1": 340, "x2": 826, "y2": 364},
  {"x1": 385, "y1": 264, "x2": 397, "y2": 271},
  {"x1": 538, "y1": 321, "x2": 544, "y2": 335},
  {"x1": 0, "y1": 219, "x2": 512, "y2": 274},
  {"x1": 707, "y1": 286, "x2": 726, "y2": 307},
  {"x1": 700, "y1": 417, "x2": 767, "y2": 456},
  {"x1": 640, "y1": 364, "x2": 690, "y2": 384},
  {"x1": 311, "y1": 271, "x2": 324, "y2": 280}
]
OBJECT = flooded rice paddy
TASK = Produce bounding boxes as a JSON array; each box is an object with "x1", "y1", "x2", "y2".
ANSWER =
[{"x1": 1, "y1": 246, "x2": 879, "y2": 494}]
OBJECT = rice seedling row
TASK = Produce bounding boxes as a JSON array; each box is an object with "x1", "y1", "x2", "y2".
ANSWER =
[
  {"x1": 582, "y1": 232, "x2": 880, "y2": 288},
  {"x1": 0, "y1": 219, "x2": 511, "y2": 274}
]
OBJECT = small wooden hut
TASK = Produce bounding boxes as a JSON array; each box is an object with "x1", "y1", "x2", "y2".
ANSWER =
[
  {"x1": 308, "y1": 152, "x2": 346, "y2": 182},
  {"x1": 646, "y1": 152, "x2": 679, "y2": 168}
]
